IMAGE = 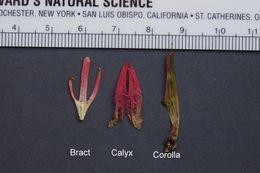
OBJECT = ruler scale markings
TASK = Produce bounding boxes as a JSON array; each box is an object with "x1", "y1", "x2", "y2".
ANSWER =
[
  {"x1": 17, "y1": 32, "x2": 19, "y2": 47},
  {"x1": 252, "y1": 33, "x2": 255, "y2": 51},
  {"x1": 112, "y1": 33, "x2": 115, "y2": 48},
  {"x1": 198, "y1": 35, "x2": 201, "y2": 50},
  {"x1": 50, "y1": 28, "x2": 53, "y2": 47},
  {"x1": 87, "y1": 32, "x2": 89, "y2": 48},
  {"x1": 34, "y1": 31, "x2": 36, "y2": 47},
  {"x1": 116, "y1": 34, "x2": 118, "y2": 48},
  {"x1": 158, "y1": 35, "x2": 163, "y2": 49},
  {"x1": 127, "y1": 34, "x2": 131, "y2": 49},
  {"x1": 248, "y1": 37, "x2": 250, "y2": 51},
  {"x1": 157, "y1": 35, "x2": 159, "y2": 49},
  {"x1": 1, "y1": 31, "x2": 259, "y2": 50},
  {"x1": 66, "y1": 32, "x2": 69, "y2": 48},
  {"x1": 79, "y1": 33, "x2": 82, "y2": 48},
  {"x1": 137, "y1": 33, "x2": 140, "y2": 49},
  {"x1": 104, "y1": 33, "x2": 106, "y2": 48},
  {"x1": 221, "y1": 36, "x2": 223, "y2": 50},
  {"x1": 96, "y1": 34, "x2": 98, "y2": 48},
  {"x1": 37, "y1": 32, "x2": 39, "y2": 47},
  {"x1": 192, "y1": 35, "x2": 195, "y2": 50},
  {"x1": 40, "y1": 33, "x2": 42, "y2": 47},
  {"x1": 72, "y1": 33, "x2": 75, "y2": 48},
  {"x1": 201, "y1": 35, "x2": 204, "y2": 50},
  {"x1": 53, "y1": 33, "x2": 55, "y2": 47},
  {"x1": 238, "y1": 36, "x2": 244, "y2": 50},
  {"x1": 39, "y1": 33, "x2": 42, "y2": 47},
  {"x1": 30, "y1": 32, "x2": 32, "y2": 47},
  {"x1": 195, "y1": 35, "x2": 198, "y2": 50},
  {"x1": 131, "y1": 34, "x2": 134, "y2": 48},
  {"x1": 256, "y1": 36, "x2": 258, "y2": 51},
  {"x1": 117, "y1": 30, "x2": 120, "y2": 48},
  {"x1": 143, "y1": 34, "x2": 145, "y2": 49},
  {"x1": 258, "y1": 37, "x2": 260, "y2": 50},
  {"x1": 245, "y1": 37, "x2": 247, "y2": 51},
  {"x1": 23, "y1": 33, "x2": 26, "y2": 47},
  {"x1": 97, "y1": 33, "x2": 99, "y2": 48},
  {"x1": 59, "y1": 33, "x2": 61, "y2": 47},
  {"x1": 205, "y1": 35, "x2": 207, "y2": 50},
  {"x1": 71, "y1": 33, "x2": 77, "y2": 47},
  {"x1": 23, "y1": 32, "x2": 26, "y2": 47},
  {"x1": 75, "y1": 33, "x2": 77, "y2": 47},
  {"x1": 108, "y1": 34, "x2": 111, "y2": 48},
  {"x1": 72, "y1": 33, "x2": 75, "y2": 47},
  {"x1": 236, "y1": 35, "x2": 238, "y2": 51},
  {"x1": 190, "y1": 35, "x2": 193, "y2": 50},
  {"x1": 227, "y1": 36, "x2": 230, "y2": 51},
  {"x1": 106, "y1": 34, "x2": 108, "y2": 48},
  {"x1": 178, "y1": 35, "x2": 182, "y2": 49},
  {"x1": 188, "y1": 35, "x2": 190, "y2": 50},
  {"x1": 70, "y1": 32, "x2": 73, "y2": 48},
  {"x1": 29, "y1": 32, "x2": 31, "y2": 47},
  {"x1": 76, "y1": 34, "x2": 79, "y2": 48},
  {"x1": 249, "y1": 34, "x2": 252, "y2": 51},
  {"x1": 100, "y1": 31, "x2": 103, "y2": 48},
  {"x1": 28, "y1": 33, "x2": 30, "y2": 47},
  {"x1": 241, "y1": 36, "x2": 244, "y2": 51},
  {"x1": 245, "y1": 36, "x2": 247, "y2": 51},
  {"x1": 134, "y1": 32, "x2": 136, "y2": 49},
  {"x1": 0, "y1": 30, "x2": 2, "y2": 46},
  {"x1": 178, "y1": 35, "x2": 181, "y2": 49},
  {"x1": 140, "y1": 34, "x2": 143, "y2": 48},
  {"x1": 147, "y1": 34, "x2": 149, "y2": 49},
  {"x1": 162, "y1": 35, "x2": 167, "y2": 49},
  {"x1": 151, "y1": 31, "x2": 153, "y2": 48},
  {"x1": 92, "y1": 33, "x2": 94, "y2": 48},
  {"x1": 182, "y1": 35, "x2": 184, "y2": 49},
  {"x1": 7, "y1": 33, "x2": 9, "y2": 47},
  {"x1": 4, "y1": 32, "x2": 6, "y2": 47},
  {"x1": 237, "y1": 35, "x2": 240, "y2": 51},
  {"x1": 107, "y1": 34, "x2": 111, "y2": 48},
  {"x1": 11, "y1": 32, "x2": 13, "y2": 47},
  {"x1": 15, "y1": 32, "x2": 18, "y2": 47}
]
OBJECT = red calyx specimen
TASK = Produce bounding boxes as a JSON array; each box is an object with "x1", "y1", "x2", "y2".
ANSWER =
[
  {"x1": 162, "y1": 52, "x2": 180, "y2": 152},
  {"x1": 108, "y1": 64, "x2": 142, "y2": 129},
  {"x1": 69, "y1": 57, "x2": 102, "y2": 121}
]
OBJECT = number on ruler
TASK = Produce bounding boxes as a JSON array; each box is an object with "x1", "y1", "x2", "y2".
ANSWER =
[
  {"x1": 248, "y1": 28, "x2": 258, "y2": 35},
  {"x1": 180, "y1": 27, "x2": 187, "y2": 34},
  {"x1": 78, "y1": 25, "x2": 83, "y2": 32},
  {"x1": 112, "y1": 25, "x2": 117, "y2": 32},
  {"x1": 146, "y1": 26, "x2": 153, "y2": 33},
  {"x1": 215, "y1": 28, "x2": 226, "y2": 35},
  {"x1": 12, "y1": 24, "x2": 17, "y2": 31},
  {"x1": 45, "y1": 25, "x2": 51, "y2": 32}
]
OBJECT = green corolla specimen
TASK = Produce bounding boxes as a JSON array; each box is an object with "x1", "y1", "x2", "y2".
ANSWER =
[{"x1": 162, "y1": 52, "x2": 180, "y2": 152}]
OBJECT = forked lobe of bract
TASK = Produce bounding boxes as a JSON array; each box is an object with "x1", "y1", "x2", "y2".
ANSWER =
[{"x1": 69, "y1": 57, "x2": 102, "y2": 121}]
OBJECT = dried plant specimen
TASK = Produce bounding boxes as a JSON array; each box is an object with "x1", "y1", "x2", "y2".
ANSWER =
[
  {"x1": 162, "y1": 52, "x2": 180, "y2": 152},
  {"x1": 108, "y1": 64, "x2": 142, "y2": 129},
  {"x1": 69, "y1": 57, "x2": 102, "y2": 121}
]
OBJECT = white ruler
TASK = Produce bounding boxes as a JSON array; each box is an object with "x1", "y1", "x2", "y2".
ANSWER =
[{"x1": 0, "y1": 0, "x2": 260, "y2": 51}]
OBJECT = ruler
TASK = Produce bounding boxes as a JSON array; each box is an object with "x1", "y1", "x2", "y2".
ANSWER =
[{"x1": 0, "y1": 0, "x2": 260, "y2": 51}]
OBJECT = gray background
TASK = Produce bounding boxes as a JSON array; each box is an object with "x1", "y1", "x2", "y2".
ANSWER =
[{"x1": 0, "y1": 48, "x2": 259, "y2": 173}]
